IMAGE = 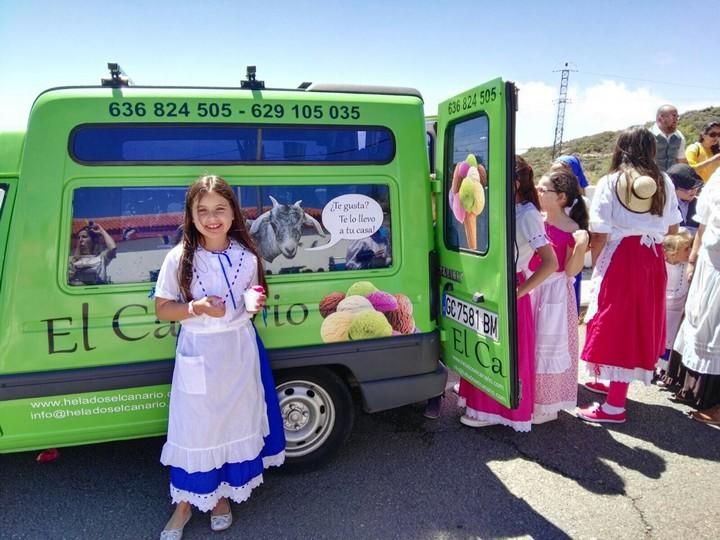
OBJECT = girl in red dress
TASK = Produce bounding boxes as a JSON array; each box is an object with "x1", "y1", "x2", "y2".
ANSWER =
[{"x1": 579, "y1": 128, "x2": 681, "y2": 423}]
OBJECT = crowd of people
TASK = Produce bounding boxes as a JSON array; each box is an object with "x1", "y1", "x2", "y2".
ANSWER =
[{"x1": 444, "y1": 105, "x2": 720, "y2": 430}]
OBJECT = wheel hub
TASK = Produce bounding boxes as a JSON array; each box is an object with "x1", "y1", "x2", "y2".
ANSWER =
[{"x1": 283, "y1": 403, "x2": 310, "y2": 431}]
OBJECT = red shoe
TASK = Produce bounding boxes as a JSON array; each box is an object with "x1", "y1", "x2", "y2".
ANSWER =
[
  {"x1": 583, "y1": 381, "x2": 610, "y2": 395},
  {"x1": 577, "y1": 404, "x2": 626, "y2": 424}
]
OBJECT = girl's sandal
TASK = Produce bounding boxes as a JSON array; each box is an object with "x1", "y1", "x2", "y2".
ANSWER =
[
  {"x1": 210, "y1": 508, "x2": 233, "y2": 532},
  {"x1": 160, "y1": 510, "x2": 191, "y2": 540}
]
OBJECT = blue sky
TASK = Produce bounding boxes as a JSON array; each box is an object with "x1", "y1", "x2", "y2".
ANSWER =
[{"x1": 1, "y1": 0, "x2": 718, "y2": 150}]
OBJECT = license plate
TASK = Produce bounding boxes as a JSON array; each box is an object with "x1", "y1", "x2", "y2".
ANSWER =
[{"x1": 443, "y1": 294, "x2": 499, "y2": 341}]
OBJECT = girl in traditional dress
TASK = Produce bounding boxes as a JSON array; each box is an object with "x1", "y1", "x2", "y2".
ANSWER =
[
  {"x1": 579, "y1": 128, "x2": 681, "y2": 424},
  {"x1": 155, "y1": 175, "x2": 284, "y2": 539},
  {"x1": 655, "y1": 230, "x2": 692, "y2": 380},
  {"x1": 530, "y1": 170, "x2": 589, "y2": 424},
  {"x1": 550, "y1": 155, "x2": 591, "y2": 315},
  {"x1": 673, "y1": 168, "x2": 720, "y2": 423},
  {"x1": 457, "y1": 156, "x2": 558, "y2": 431}
]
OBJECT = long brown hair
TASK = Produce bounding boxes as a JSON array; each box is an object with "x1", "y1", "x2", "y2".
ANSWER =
[
  {"x1": 609, "y1": 127, "x2": 666, "y2": 216},
  {"x1": 178, "y1": 175, "x2": 267, "y2": 302},
  {"x1": 515, "y1": 155, "x2": 540, "y2": 210}
]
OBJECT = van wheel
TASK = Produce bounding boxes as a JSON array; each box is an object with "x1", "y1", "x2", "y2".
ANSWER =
[{"x1": 275, "y1": 367, "x2": 354, "y2": 470}]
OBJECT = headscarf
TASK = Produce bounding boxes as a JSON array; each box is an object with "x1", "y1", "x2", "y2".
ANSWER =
[{"x1": 556, "y1": 155, "x2": 589, "y2": 189}]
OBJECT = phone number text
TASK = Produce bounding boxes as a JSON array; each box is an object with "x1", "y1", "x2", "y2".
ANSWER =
[
  {"x1": 107, "y1": 101, "x2": 362, "y2": 120},
  {"x1": 447, "y1": 87, "x2": 498, "y2": 116}
]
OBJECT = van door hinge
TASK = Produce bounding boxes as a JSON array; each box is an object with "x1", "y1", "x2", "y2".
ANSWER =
[{"x1": 430, "y1": 179, "x2": 442, "y2": 193}]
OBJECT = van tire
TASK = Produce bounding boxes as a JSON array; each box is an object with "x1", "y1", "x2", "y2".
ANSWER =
[{"x1": 274, "y1": 367, "x2": 354, "y2": 471}]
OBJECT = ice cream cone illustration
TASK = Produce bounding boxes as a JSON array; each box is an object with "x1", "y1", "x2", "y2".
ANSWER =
[{"x1": 449, "y1": 154, "x2": 486, "y2": 250}]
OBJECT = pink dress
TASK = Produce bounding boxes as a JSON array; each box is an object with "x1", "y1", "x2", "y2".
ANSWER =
[
  {"x1": 529, "y1": 224, "x2": 579, "y2": 416},
  {"x1": 457, "y1": 203, "x2": 547, "y2": 432}
]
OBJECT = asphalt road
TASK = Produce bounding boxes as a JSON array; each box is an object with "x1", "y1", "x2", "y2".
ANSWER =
[{"x1": 2, "y1": 373, "x2": 719, "y2": 540}]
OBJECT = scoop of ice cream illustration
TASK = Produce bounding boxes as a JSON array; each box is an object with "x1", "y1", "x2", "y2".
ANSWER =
[
  {"x1": 385, "y1": 293, "x2": 416, "y2": 334},
  {"x1": 319, "y1": 292, "x2": 346, "y2": 318},
  {"x1": 320, "y1": 311, "x2": 357, "y2": 343},
  {"x1": 366, "y1": 291, "x2": 399, "y2": 313},
  {"x1": 346, "y1": 280, "x2": 379, "y2": 297},
  {"x1": 459, "y1": 166, "x2": 485, "y2": 214},
  {"x1": 318, "y1": 281, "x2": 416, "y2": 343},
  {"x1": 336, "y1": 295, "x2": 374, "y2": 314},
  {"x1": 348, "y1": 310, "x2": 393, "y2": 340}
]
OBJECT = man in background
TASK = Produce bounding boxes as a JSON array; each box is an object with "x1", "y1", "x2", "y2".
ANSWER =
[{"x1": 652, "y1": 104, "x2": 687, "y2": 171}]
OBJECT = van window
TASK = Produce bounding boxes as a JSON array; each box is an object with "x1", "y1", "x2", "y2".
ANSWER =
[
  {"x1": 426, "y1": 130, "x2": 435, "y2": 172},
  {"x1": 70, "y1": 125, "x2": 395, "y2": 164},
  {"x1": 444, "y1": 115, "x2": 490, "y2": 254},
  {"x1": 67, "y1": 184, "x2": 393, "y2": 285}
]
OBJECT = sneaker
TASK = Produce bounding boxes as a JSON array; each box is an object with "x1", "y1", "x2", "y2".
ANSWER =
[
  {"x1": 531, "y1": 412, "x2": 558, "y2": 425},
  {"x1": 583, "y1": 381, "x2": 610, "y2": 395},
  {"x1": 423, "y1": 396, "x2": 442, "y2": 419},
  {"x1": 577, "y1": 404, "x2": 626, "y2": 424},
  {"x1": 459, "y1": 414, "x2": 496, "y2": 428}
]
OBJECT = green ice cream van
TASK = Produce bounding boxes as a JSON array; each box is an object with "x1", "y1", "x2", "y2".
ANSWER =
[{"x1": 0, "y1": 65, "x2": 519, "y2": 467}]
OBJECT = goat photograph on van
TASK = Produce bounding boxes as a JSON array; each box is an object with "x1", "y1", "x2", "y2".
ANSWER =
[{"x1": 248, "y1": 195, "x2": 326, "y2": 262}]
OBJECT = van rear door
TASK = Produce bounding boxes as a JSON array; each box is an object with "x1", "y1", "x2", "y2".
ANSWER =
[{"x1": 435, "y1": 79, "x2": 520, "y2": 408}]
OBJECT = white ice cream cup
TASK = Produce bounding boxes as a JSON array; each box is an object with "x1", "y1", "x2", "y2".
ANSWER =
[{"x1": 243, "y1": 286, "x2": 265, "y2": 313}]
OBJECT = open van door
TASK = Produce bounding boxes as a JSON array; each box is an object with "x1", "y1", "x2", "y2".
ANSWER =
[{"x1": 435, "y1": 79, "x2": 519, "y2": 408}]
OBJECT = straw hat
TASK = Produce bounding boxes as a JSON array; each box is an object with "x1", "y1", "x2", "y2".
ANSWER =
[{"x1": 615, "y1": 170, "x2": 657, "y2": 213}]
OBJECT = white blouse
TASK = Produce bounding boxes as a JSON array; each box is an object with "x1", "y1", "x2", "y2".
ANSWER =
[
  {"x1": 155, "y1": 239, "x2": 259, "y2": 332},
  {"x1": 516, "y1": 202, "x2": 548, "y2": 273},
  {"x1": 589, "y1": 172, "x2": 681, "y2": 242}
]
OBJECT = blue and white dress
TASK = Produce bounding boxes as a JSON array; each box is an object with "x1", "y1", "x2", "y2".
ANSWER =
[{"x1": 154, "y1": 239, "x2": 285, "y2": 512}]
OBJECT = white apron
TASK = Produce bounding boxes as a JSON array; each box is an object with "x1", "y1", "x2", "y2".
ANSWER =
[
  {"x1": 532, "y1": 272, "x2": 574, "y2": 374},
  {"x1": 156, "y1": 241, "x2": 269, "y2": 473}
]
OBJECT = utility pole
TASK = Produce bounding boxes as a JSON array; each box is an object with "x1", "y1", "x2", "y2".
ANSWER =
[{"x1": 551, "y1": 62, "x2": 576, "y2": 159}]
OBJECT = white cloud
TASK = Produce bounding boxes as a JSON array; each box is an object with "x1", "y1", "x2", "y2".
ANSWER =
[
  {"x1": 515, "y1": 81, "x2": 557, "y2": 152},
  {"x1": 516, "y1": 79, "x2": 716, "y2": 152},
  {"x1": 0, "y1": 88, "x2": 36, "y2": 131}
]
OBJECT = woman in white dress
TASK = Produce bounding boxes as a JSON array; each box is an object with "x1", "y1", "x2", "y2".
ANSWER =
[
  {"x1": 154, "y1": 175, "x2": 285, "y2": 539},
  {"x1": 674, "y1": 168, "x2": 720, "y2": 423}
]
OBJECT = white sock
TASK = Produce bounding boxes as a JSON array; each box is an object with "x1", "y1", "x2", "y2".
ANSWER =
[{"x1": 601, "y1": 403, "x2": 625, "y2": 415}]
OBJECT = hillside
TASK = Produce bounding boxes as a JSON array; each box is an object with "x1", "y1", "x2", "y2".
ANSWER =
[{"x1": 522, "y1": 106, "x2": 720, "y2": 184}]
